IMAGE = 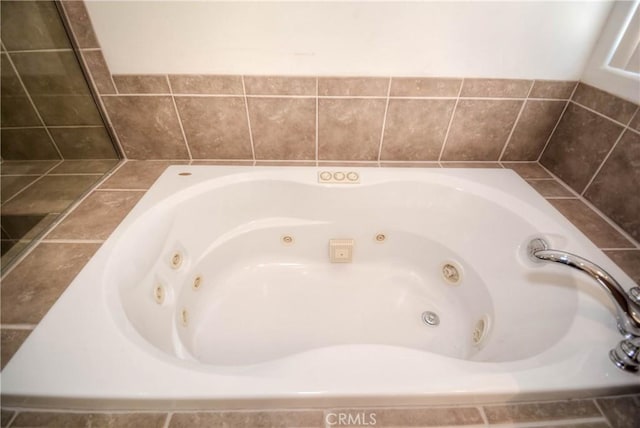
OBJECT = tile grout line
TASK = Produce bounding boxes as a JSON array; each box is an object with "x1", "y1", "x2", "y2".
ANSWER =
[
  {"x1": 571, "y1": 98, "x2": 637, "y2": 129},
  {"x1": 498, "y1": 80, "x2": 535, "y2": 161},
  {"x1": 6, "y1": 410, "x2": 19, "y2": 428},
  {"x1": 0, "y1": 324, "x2": 37, "y2": 330},
  {"x1": 166, "y1": 76, "x2": 193, "y2": 161},
  {"x1": 241, "y1": 76, "x2": 257, "y2": 162},
  {"x1": 537, "y1": 162, "x2": 640, "y2": 249},
  {"x1": 1, "y1": 160, "x2": 64, "y2": 206},
  {"x1": 438, "y1": 78, "x2": 465, "y2": 161},
  {"x1": 579, "y1": 126, "x2": 627, "y2": 197},
  {"x1": 0, "y1": 160, "x2": 127, "y2": 280},
  {"x1": 1, "y1": 41, "x2": 65, "y2": 160},
  {"x1": 601, "y1": 247, "x2": 640, "y2": 251},
  {"x1": 162, "y1": 412, "x2": 173, "y2": 428},
  {"x1": 315, "y1": 77, "x2": 319, "y2": 166},
  {"x1": 591, "y1": 399, "x2": 613, "y2": 428},
  {"x1": 477, "y1": 405, "x2": 489, "y2": 426},
  {"x1": 4, "y1": 48, "x2": 73, "y2": 54},
  {"x1": 376, "y1": 77, "x2": 393, "y2": 163},
  {"x1": 536, "y1": 81, "x2": 579, "y2": 162}
]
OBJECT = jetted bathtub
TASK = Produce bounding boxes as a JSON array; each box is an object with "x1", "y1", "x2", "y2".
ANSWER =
[{"x1": 2, "y1": 166, "x2": 639, "y2": 409}]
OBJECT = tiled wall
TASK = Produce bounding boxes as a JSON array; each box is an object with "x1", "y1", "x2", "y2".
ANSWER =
[
  {"x1": 0, "y1": 1, "x2": 118, "y2": 161},
  {"x1": 88, "y1": 73, "x2": 576, "y2": 163},
  {"x1": 541, "y1": 83, "x2": 640, "y2": 242}
]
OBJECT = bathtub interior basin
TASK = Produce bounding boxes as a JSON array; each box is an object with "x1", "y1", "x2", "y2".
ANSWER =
[{"x1": 2, "y1": 166, "x2": 638, "y2": 409}]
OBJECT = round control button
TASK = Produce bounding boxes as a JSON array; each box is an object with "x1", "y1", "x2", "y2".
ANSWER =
[
  {"x1": 347, "y1": 171, "x2": 359, "y2": 181},
  {"x1": 333, "y1": 172, "x2": 345, "y2": 181},
  {"x1": 319, "y1": 171, "x2": 332, "y2": 181}
]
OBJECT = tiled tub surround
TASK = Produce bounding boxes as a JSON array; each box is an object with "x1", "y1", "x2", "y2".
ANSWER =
[
  {"x1": 0, "y1": 1, "x2": 119, "y2": 161},
  {"x1": 94, "y1": 75, "x2": 577, "y2": 164},
  {"x1": 541, "y1": 83, "x2": 640, "y2": 244},
  {"x1": 1, "y1": 161, "x2": 639, "y2": 428}
]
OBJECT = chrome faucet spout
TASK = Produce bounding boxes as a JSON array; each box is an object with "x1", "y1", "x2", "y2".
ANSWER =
[{"x1": 527, "y1": 238, "x2": 640, "y2": 374}]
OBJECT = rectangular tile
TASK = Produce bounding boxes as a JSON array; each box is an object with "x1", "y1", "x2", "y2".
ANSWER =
[
  {"x1": 33, "y1": 94, "x2": 104, "y2": 126},
  {"x1": 175, "y1": 97, "x2": 252, "y2": 159},
  {"x1": 440, "y1": 162, "x2": 502, "y2": 168},
  {"x1": 584, "y1": 130, "x2": 640, "y2": 241},
  {"x1": 255, "y1": 161, "x2": 316, "y2": 166},
  {"x1": 0, "y1": 160, "x2": 59, "y2": 175},
  {"x1": 248, "y1": 98, "x2": 316, "y2": 160},
  {"x1": 49, "y1": 127, "x2": 118, "y2": 159},
  {"x1": 1, "y1": 54, "x2": 41, "y2": 126},
  {"x1": 484, "y1": 400, "x2": 601, "y2": 424},
  {"x1": 81, "y1": 50, "x2": 116, "y2": 94},
  {"x1": 100, "y1": 161, "x2": 187, "y2": 190},
  {"x1": 630, "y1": 109, "x2": 640, "y2": 132},
  {"x1": 501, "y1": 100, "x2": 566, "y2": 161},
  {"x1": 502, "y1": 162, "x2": 551, "y2": 179},
  {"x1": 1, "y1": 175, "x2": 40, "y2": 203},
  {"x1": 1, "y1": 243, "x2": 100, "y2": 324},
  {"x1": 319, "y1": 77, "x2": 388, "y2": 96},
  {"x1": 244, "y1": 76, "x2": 315, "y2": 96},
  {"x1": 380, "y1": 99, "x2": 455, "y2": 161},
  {"x1": 548, "y1": 199, "x2": 634, "y2": 249},
  {"x1": 572, "y1": 83, "x2": 638, "y2": 124},
  {"x1": 529, "y1": 80, "x2": 577, "y2": 99},
  {"x1": 541, "y1": 103, "x2": 624, "y2": 193},
  {"x1": 60, "y1": 0, "x2": 100, "y2": 48},
  {"x1": 169, "y1": 75, "x2": 243, "y2": 95},
  {"x1": 595, "y1": 395, "x2": 640, "y2": 428},
  {"x1": 113, "y1": 75, "x2": 170, "y2": 94},
  {"x1": 1, "y1": 128, "x2": 61, "y2": 160},
  {"x1": 102, "y1": 96, "x2": 189, "y2": 159},
  {"x1": 380, "y1": 162, "x2": 440, "y2": 168},
  {"x1": 460, "y1": 78, "x2": 532, "y2": 98},
  {"x1": 191, "y1": 160, "x2": 254, "y2": 166},
  {"x1": 169, "y1": 411, "x2": 324, "y2": 428},
  {"x1": 11, "y1": 51, "x2": 91, "y2": 96},
  {"x1": 390, "y1": 77, "x2": 461, "y2": 97},
  {"x1": 441, "y1": 99, "x2": 522, "y2": 161},
  {"x1": 318, "y1": 98, "x2": 386, "y2": 160},
  {"x1": 47, "y1": 191, "x2": 143, "y2": 240},
  {"x1": 326, "y1": 407, "x2": 483, "y2": 427},
  {"x1": 10, "y1": 412, "x2": 166, "y2": 428},
  {"x1": 526, "y1": 179, "x2": 573, "y2": 198},
  {"x1": 1, "y1": 0, "x2": 70, "y2": 51}
]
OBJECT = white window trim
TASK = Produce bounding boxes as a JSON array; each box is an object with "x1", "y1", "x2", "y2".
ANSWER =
[{"x1": 582, "y1": 0, "x2": 640, "y2": 104}]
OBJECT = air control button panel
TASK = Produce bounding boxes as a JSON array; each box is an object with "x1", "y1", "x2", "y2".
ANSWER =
[{"x1": 318, "y1": 170, "x2": 360, "y2": 184}]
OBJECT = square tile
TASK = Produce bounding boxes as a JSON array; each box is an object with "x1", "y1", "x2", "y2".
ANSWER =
[
  {"x1": 318, "y1": 98, "x2": 386, "y2": 160},
  {"x1": 248, "y1": 98, "x2": 316, "y2": 160},
  {"x1": 175, "y1": 97, "x2": 252, "y2": 159},
  {"x1": 1, "y1": 1, "x2": 70, "y2": 51},
  {"x1": 442, "y1": 99, "x2": 522, "y2": 160}
]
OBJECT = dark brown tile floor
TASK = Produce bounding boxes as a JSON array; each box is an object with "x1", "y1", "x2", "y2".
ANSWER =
[{"x1": 1, "y1": 160, "x2": 638, "y2": 427}]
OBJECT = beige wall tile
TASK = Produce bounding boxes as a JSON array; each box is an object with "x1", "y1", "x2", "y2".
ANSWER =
[
  {"x1": 318, "y1": 98, "x2": 386, "y2": 160},
  {"x1": 1, "y1": 329, "x2": 31, "y2": 370},
  {"x1": 47, "y1": 191, "x2": 143, "y2": 240},
  {"x1": 390, "y1": 77, "x2": 461, "y2": 97},
  {"x1": 169, "y1": 75, "x2": 243, "y2": 95},
  {"x1": 595, "y1": 396, "x2": 640, "y2": 428},
  {"x1": 526, "y1": 179, "x2": 573, "y2": 197},
  {"x1": 100, "y1": 161, "x2": 187, "y2": 189},
  {"x1": 573, "y1": 83, "x2": 638, "y2": 124},
  {"x1": 502, "y1": 162, "x2": 551, "y2": 179},
  {"x1": 584, "y1": 130, "x2": 640, "y2": 241},
  {"x1": 319, "y1": 77, "x2": 388, "y2": 96},
  {"x1": 1, "y1": 243, "x2": 100, "y2": 324},
  {"x1": 103, "y1": 96, "x2": 189, "y2": 159},
  {"x1": 33, "y1": 94, "x2": 103, "y2": 126},
  {"x1": 541, "y1": 103, "x2": 623, "y2": 193},
  {"x1": 81, "y1": 50, "x2": 116, "y2": 94},
  {"x1": 169, "y1": 411, "x2": 324, "y2": 428},
  {"x1": 529, "y1": 80, "x2": 577, "y2": 99},
  {"x1": 244, "y1": 76, "x2": 315, "y2": 95},
  {"x1": 1, "y1": 175, "x2": 99, "y2": 215},
  {"x1": 60, "y1": 0, "x2": 100, "y2": 48},
  {"x1": 248, "y1": 98, "x2": 316, "y2": 160},
  {"x1": 604, "y1": 251, "x2": 640, "y2": 285},
  {"x1": 175, "y1": 97, "x2": 252, "y2": 159},
  {"x1": 1, "y1": 1, "x2": 70, "y2": 51},
  {"x1": 49, "y1": 127, "x2": 118, "y2": 159},
  {"x1": 549, "y1": 199, "x2": 634, "y2": 248},
  {"x1": 442, "y1": 100, "x2": 522, "y2": 160},
  {"x1": 113, "y1": 75, "x2": 170, "y2": 94},
  {"x1": 460, "y1": 78, "x2": 532, "y2": 98},
  {"x1": 0, "y1": 128, "x2": 60, "y2": 160},
  {"x1": 380, "y1": 99, "x2": 455, "y2": 161},
  {"x1": 484, "y1": 400, "x2": 601, "y2": 424},
  {"x1": 327, "y1": 407, "x2": 482, "y2": 426},
  {"x1": 502, "y1": 100, "x2": 566, "y2": 161}
]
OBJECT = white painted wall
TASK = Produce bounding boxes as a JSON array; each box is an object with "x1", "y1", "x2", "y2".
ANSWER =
[{"x1": 86, "y1": 1, "x2": 613, "y2": 80}]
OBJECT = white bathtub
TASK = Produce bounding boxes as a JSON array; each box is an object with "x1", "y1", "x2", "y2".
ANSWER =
[{"x1": 2, "y1": 166, "x2": 639, "y2": 409}]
